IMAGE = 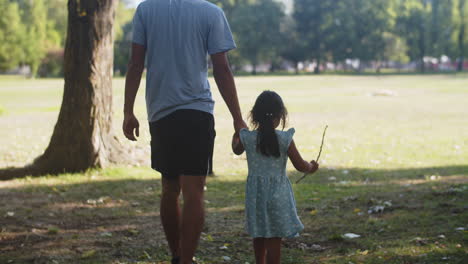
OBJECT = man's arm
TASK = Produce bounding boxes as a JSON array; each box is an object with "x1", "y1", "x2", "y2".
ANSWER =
[
  {"x1": 211, "y1": 52, "x2": 247, "y2": 132},
  {"x1": 123, "y1": 43, "x2": 146, "y2": 141}
]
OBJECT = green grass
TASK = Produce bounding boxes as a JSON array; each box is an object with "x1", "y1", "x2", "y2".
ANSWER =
[{"x1": 0, "y1": 75, "x2": 467, "y2": 263}]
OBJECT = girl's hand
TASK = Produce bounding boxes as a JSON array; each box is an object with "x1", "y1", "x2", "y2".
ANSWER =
[{"x1": 308, "y1": 160, "x2": 319, "y2": 174}]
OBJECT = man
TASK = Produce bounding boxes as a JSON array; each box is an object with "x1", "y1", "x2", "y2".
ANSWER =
[{"x1": 122, "y1": 1, "x2": 246, "y2": 264}]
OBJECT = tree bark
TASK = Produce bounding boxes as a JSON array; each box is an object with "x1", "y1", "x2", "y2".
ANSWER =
[
  {"x1": 314, "y1": 57, "x2": 321, "y2": 74},
  {"x1": 419, "y1": 32, "x2": 426, "y2": 73},
  {"x1": 1, "y1": 0, "x2": 126, "y2": 178},
  {"x1": 458, "y1": 0, "x2": 466, "y2": 72},
  {"x1": 420, "y1": 0, "x2": 427, "y2": 73}
]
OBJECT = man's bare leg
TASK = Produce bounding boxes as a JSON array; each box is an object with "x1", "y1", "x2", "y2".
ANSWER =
[
  {"x1": 253, "y1": 238, "x2": 266, "y2": 264},
  {"x1": 179, "y1": 175, "x2": 206, "y2": 264},
  {"x1": 161, "y1": 177, "x2": 182, "y2": 259}
]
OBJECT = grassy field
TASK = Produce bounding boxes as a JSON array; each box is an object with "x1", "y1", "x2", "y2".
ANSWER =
[{"x1": 0, "y1": 75, "x2": 467, "y2": 264}]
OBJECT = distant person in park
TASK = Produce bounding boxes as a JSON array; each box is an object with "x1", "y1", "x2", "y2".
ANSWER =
[
  {"x1": 122, "y1": 1, "x2": 247, "y2": 264},
  {"x1": 232, "y1": 91, "x2": 319, "y2": 264}
]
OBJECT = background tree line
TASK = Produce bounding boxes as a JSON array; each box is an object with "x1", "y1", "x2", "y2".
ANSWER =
[{"x1": 0, "y1": 0, "x2": 467, "y2": 76}]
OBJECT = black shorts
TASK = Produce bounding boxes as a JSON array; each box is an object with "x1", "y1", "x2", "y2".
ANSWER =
[{"x1": 149, "y1": 109, "x2": 215, "y2": 180}]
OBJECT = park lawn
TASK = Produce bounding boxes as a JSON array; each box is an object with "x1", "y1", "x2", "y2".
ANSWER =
[{"x1": 0, "y1": 74, "x2": 467, "y2": 263}]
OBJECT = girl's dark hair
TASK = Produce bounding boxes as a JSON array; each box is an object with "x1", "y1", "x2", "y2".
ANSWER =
[{"x1": 249, "y1": 90, "x2": 288, "y2": 157}]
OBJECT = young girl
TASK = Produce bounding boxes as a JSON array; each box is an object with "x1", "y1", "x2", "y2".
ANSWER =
[{"x1": 232, "y1": 90, "x2": 319, "y2": 264}]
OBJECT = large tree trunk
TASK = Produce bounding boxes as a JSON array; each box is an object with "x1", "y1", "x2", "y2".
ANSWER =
[
  {"x1": 314, "y1": 57, "x2": 321, "y2": 74},
  {"x1": 458, "y1": 0, "x2": 466, "y2": 72},
  {"x1": 420, "y1": 0, "x2": 427, "y2": 73},
  {"x1": 419, "y1": 34, "x2": 426, "y2": 73},
  {"x1": 1, "y1": 0, "x2": 125, "y2": 178}
]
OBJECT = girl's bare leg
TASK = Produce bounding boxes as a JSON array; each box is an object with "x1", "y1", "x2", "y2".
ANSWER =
[
  {"x1": 253, "y1": 238, "x2": 266, "y2": 264},
  {"x1": 265, "y1": 238, "x2": 282, "y2": 264}
]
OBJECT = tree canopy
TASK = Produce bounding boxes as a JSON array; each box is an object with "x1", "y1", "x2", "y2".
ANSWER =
[{"x1": 1, "y1": 0, "x2": 467, "y2": 76}]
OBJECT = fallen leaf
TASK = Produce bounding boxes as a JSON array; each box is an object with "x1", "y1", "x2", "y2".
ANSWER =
[
  {"x1": 411, "y1": 237, "x2": 428, "y2": 245},
  {"x1": 142, "y1": 250, "x2": 151, "y2": 259},
  {"x1": 48, "y1": 227, "x2": 59, "y2": 235},
  {"x1": 311, "y1": 244, "x2": 324, "y2": 251},
  {"x1": 98, "y1": 196, "x2": 112, "y2": 203},
  {"x1": 128, "y1": 229, "x2": 139, "y2": 236},
  {"x1": 343, "y1": 196, "x2": 358, "y2": 201},
  {"x1": 368, "y1": 205, "x2": 385, "y2": 214},
  {"x1": 100, "y1": 232, "x2": 112, "y2": 237},
  {"x1": 298, "y1": 243, "x2": 308, "y2": 250},
  {"x1": 359, "y1": 250, "x2": 369, "y2": 255},
  {"x1": 81, "y1": 250, "x2": 96, "y2": 258},
  {"x1": 342, "y1": 233, "x2": 361, "y2": 239}
]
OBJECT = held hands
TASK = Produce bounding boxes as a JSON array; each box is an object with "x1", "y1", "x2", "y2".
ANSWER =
[
  {"x1": 123, "y1": 113, "x2": 140, "y2": 141},
  {"x1": 232, "y1": 132, "x2": 241, "y2": 145},
  {"x1": 308, "y1": 160, "x2": 319, "y2": 174},
  {"x1": 232, "y1": 131, "x2": 245, "y2": 155},
  {"x1": 232, "y1": 117, "x2": 247, "y2": 155}
]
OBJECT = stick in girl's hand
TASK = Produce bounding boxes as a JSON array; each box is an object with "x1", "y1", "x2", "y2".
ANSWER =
[{"x1": 296, "y1": 125, "x2": 328, "y2": 184}]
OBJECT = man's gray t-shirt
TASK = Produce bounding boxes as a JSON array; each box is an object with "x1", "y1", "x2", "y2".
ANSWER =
[{"x1": 132, "y1": 0, "x2": 236, "y2": 122}]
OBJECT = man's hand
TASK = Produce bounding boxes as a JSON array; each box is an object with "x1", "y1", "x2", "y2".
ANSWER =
[
  {"x1": 232, "y1": 131, "x2": 245, "y2": 155},
  {"x1": 123, "y1": 113, "x2": 140, "y2": 141}
]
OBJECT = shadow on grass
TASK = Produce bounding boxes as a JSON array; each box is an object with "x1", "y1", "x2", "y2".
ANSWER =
[
  {"x1": 2, "y1": 164, "x2": 468, "y2": 183},
  {"x1": 289, "y1": 164, "x2": 468, "y2": 184},
  {"x1": 0, "y1": 165, "x2": 467, "y2": 263},
  {"x1": 0, "y1": 165, "x2": 37, "y2": 181},
  {"x1": 222, "y1": 70, "x2": 468, "y2": 77}
]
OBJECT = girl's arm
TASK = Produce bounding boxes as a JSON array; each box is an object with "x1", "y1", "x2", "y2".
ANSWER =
[
  {"x1": 287, "y1": 140, "x2": 319, "y2": 173},
  {"x1": 232, "y1": 132, "x2": 245, "y2": 155}
]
